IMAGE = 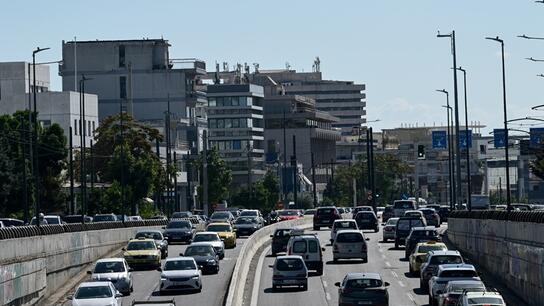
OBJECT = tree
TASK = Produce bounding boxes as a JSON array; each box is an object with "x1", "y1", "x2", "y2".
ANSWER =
[
  {"x1": 230, "y1": 171, "x2": 280, "y2": 213},
  {"x1": 530, "y1": 150, "x2": 544, "y2": 180},
  {"x1": 194, "y1": 147, "x2": 232, "y2": 206}
]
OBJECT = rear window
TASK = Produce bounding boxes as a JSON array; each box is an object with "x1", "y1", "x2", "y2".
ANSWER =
[
  {"x1": 430, "y1": 255, "x2": 463, "y2": 265},
  {"x1": 276, "y1": 258, "x2": 304, "y2": 271},
  {"x1": 308, "y1": 240, "x2": 318, "y2": 252},
  {"x1": 274, "y1": 229, "x2": 291, "y2": 237},
  {"x1": 317, "y1": 208, "x2": 335, "y2": 215},
  {"x1": 440, "y1": 270, "x2": 477, "y2": 278},
  {"x1": 386, "y1": 218, "x2": 398, "y2": 225},
  {"x1": 398, "y1": 219, "x2": 425, "y2": 230},
  {"x1": 336, "y1": 233, "x2": 364, "y2": 243},
  {"x1": 356, "y1": 213, "x2": 375, "y2": 220},
  {"x1": 467, "y1": 297, "x2": 504, "y2": 305},
  {"x1": 346, "y1": 278, "x2": 382, "y2": 289},
  {"x1": 417, "y1": 245, "x2": 446, "y2": 253},
  {"x1": 394, "y1": 201, "x2": 415, "y2": 209},
  {"x1": 411, "y1": 230, "x2": 437, "y2": 238},
  {"x1": 292, "y1": 241, "x2": 307, "y2": 253},
  {"x1": 334, "y1": 221, "x2": 357, "y2": 229}
]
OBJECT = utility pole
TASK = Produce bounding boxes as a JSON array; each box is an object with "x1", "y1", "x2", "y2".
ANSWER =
[
  {"x1": 370, "y1": 128, "x2": 376, "y2": 211},
  {"x1": 282, "y1": 110, "x2": 287, "y2": 203},
  {"x1": 457, "y1": 67, "x2": 472, "y2": 210},
  {"x1": 186, "y1": 155, "x2": 192, "y2": 212},
  {"x1": 174, "y1": 152, "x2": 179, "y2": 212},
  {"x1": 311, "y1": 152, "x2": 317, "y2": 208},
  {"x1": 69, "y1": 127, "x2": 74, "y2": 215},
  {"x1": 119, "y1": 99, "x2": 125, "y2": 223},
  {"x1": 165, "y1": 95, "x2": 171, "y2": 214},
  {"x1": 90, "y1": 140, "x2": 94, "y2": 208},
  {"x1": 27, "y1": 63, "x2": 34, "y2": 222},
  {"x1": 20, "y1": 117, "x2": 29, "y2": 223},
  {"x1": 203, "y1": 130, "x2": 209, "y2": 216},
  {"x1": 247, "y1": 142, "x2": 252, "y2": 201},
  {"x1": 155, "y1": 138, "x2": 161, "y2": 212},
  {"x1": 366, "y1": 128, "x2": 372, "y2": 204},
  {"x1": 291, "y1": 135, "x2": 298, "y2": 208}
]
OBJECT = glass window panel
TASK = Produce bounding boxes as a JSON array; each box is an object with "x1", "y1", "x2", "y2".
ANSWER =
[
  {"x1": 231, "y1": 97, "x2": 239, "y2": 106},
  {"x1": 217, "y1": 119, "x2": 225, "y2": 128},
  {"x1": 217, "y1": 97, "x2": 224, "y2": 106},
  {"x1": 233, "y1": 140, "x2": 241, "y2": 150},
  {"x1": 208, "y1": 98, "x2": 216, "y2": 107},
  {"x1": 232, "y1": 118, "x2": 240, "y2": 128},
  {"x1": 225, "y1": 119, "x2": 232, "y2": 128}
]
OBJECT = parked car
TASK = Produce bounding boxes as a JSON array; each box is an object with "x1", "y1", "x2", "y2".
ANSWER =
[
  {"x1": 270, "y1": 228, "x2": 295, "y2": 256},
  {"x1": 163, "y1": 220, "x2": 195, "y2": 244},
  {"x1": 206, "y1": 222, "x2": 237, "y2": 248},
  {"x1": 355, "y1": 211, "x2": 379, "y2": 232},
  {"x1": 93, "y1": 214, "x2": 118, "y2": 222},
  {"x1": 404, "y1": 226, "x2": 440, "y2": 258},
  {"x1": 394, "y1": 216, "x2": 426, "y2": 249},
  {"x1": 209, "y1": 211, "x2": 235, "y2": 224},
  {"x1": 330, "y1": 219, "x2": 358, "y2": 243},
  {"x1": 127, "y1": 216, "x2": 143, "y2": 221},
  {"x1": 335, "y1": 273, "x2": 390, "y2": 306},
  {"x1": 393, "y1": 200, "x2": 418, "y2": 217},
  {"x1": 429, "y1": 264, "x2": 481, "y2": 306},
  {"x1": 287, "y1": 234, "x2": 325, "y2": 275},
  {"x1": 192, "y1": 232, "x2": 225, "y2": 259},
  {"x1": 63, "y1": 215, "x2": 93, "y2": 224},
  {"x1": 382, "y1": 205, "x2": 394, "y2": 223},
  {"x1": 182, "y1": 242, "x2": 220, "y2": 274},
  {"x1": 158, "y1": 257, "x2": 202, "y2": 293},
  {"x1": 404, "y1": 210, "x2": 425, "y2": 219},
  {"x1": 0, "y1": 218, "x2": 24, "y2": 227},
  {"x1": 456, "y1": 291, "x2": 505, "y2": 306},
  {"x1": 135, "y1": 230, "x2": 169, "y2": 259},
  {"x1": 313, "y1": 206, "x2": 341, "y2": 230},
  {"x1": 332, "y1": 230, "x2": 368, "y2": 263},
  {"x1": 420, "y1": 250, "x2": 464, "y2": 290},
  {"x1": 87, "y1": 258, "x2": 133, "y2": 295},
  {"x1": 30, "y1": 214, "x2": 63, "y2": 225},
  {"x1": 233, "y1": 216, "x2": 262, "y2": 236},
  {"x1": 303, "y1": 209, "x2": 316, "y2": 216},
  {"x1": 352, "y1": 206, "x2": 374, "y2": 216},
  {"x1": 277, "y1": 209, "x2": 302, "y2": 221},
  {"x1": 408, "y1": 241, "x2": 447, "y2": 275},
  {"x1": 437, "y1": 280, "x2": 486, "y2": 306},
  {"x1": 70, "y1": 281, "x2": 122, "y2": 306},
  {"x1": 382, "y1": 217, "x2": 399, "y2": 242},
  {"x1": 171, "y1": 211, "x2": 193, "y2": 219},
  {"x1": 123, "y1": 238, "x2": 161, "y2": 269},
  {"x1": 270, "y1": 255, "x2": 308, "y2": 291},
  {"x1": 419, "y1": 208, "x2": 440, "y2": 227}
]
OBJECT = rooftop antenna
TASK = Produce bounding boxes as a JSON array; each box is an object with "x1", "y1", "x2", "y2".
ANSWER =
[
  {"x1": 253, "y1": 63, "x2": 260, "y2": 73},
  {"x1": 314, "y1": 56, "x2": 321, "y2": 72},
  {"x1": 214, "y1": 62, "x2": 220, "y2": 85},
  {"x1": 222, "y1": 62, "x2": 229, "y2": 72},
  {"x1": 285, "y1": 62, "x2": 291, "y2": 70}
]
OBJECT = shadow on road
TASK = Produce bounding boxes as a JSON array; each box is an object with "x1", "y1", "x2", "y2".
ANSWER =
[
  {"x1": 151, "y1": 289, "x2": 200, "y2": 296},
  {"x1": 403, "y1": 272, "x2": 418, "y2": 279},
  {"x1": 412, "y1": 287, "x2": 427, "y2": 296},
  {"x1": 263, "y1": 287, "x2": 307, "y2": 293},
  {"x1": 326, "y1": 260, "x2": 366, "y2": 265}
]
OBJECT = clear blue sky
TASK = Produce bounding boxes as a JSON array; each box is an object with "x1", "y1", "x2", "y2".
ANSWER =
[{"x1": 1, "y1": 0, "x2": 543, "y2": 133}]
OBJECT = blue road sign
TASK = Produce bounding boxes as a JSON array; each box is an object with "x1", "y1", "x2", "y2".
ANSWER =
[
  {"x1": 459, "y1": 130, "x2": 473, "y2": 149},
  {"x1": 530, "y1": 128, "x2": 544, "y2": 148},
  {"x1": 432, "y1": 131, "x2": 447, "y2": 149},
  {"x1": 494, "y1": 129, "x2": 506, "y2": 148}
]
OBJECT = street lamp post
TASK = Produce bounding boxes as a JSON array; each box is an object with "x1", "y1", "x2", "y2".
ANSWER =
[
  {"x1": 32, "y1": 47, "x2": 50, "y2": 227},
  {"x1": 486, "y1": 36, "x2": 512, "y2": 212},
  {"x1": 457, "y1": 67, "x2": 472, "y2": 211},
  {"x1": 79, "y1": 75, "x2": 92, "y2": 223},
  {"x1": 438, "y1": 30, "x2": 463, "y2": 208},
  {"x1": 437, "y1": 89, "x2": 455, "y2": 210}
]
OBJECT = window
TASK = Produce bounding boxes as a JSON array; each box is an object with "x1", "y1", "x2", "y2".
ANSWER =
[
  {"x1": 74, "y1": 119, "x2": 78, "y2": 135},
  {"x1": 119, "y1": 76, "x2": 127, "y2": 99},
  {"x1": 119, "y1": 45, "x2": 126, "y2": 68},
  {"x1": 208, "y1": 98, "x2": 216, "y2": 107},
  {"x1": 217, "y1": 119, "x2": 224, "y2": 128},
  {"x1": 88, "y1": 121, "x2": 91, "y2": 136},
  {"x1": 239, "y1": 97, "x2": 247, "y2": 106},
  {"x1": 225, "y1": 119, "x2": 232, "y2": 128},
  {"x1": 240, "y1": 118, "x2": 247, "y2": 128},
  {"x1": 233, "y1": 140, "x2": 241, "y2": 150},
  {"x1": 224, "y1": 97, "x2": 232, "y2": 106},
  {"x1": 308, "y1": 240, "x2": 318, "y2": 252},
  {"x1": 292, "y1": 241, "x2": 307, "y2": 253},
  {"x1": 216, "y1": 97, "x2": 224, "y2": 106},
  {"x1": 231, "y1": 97, "x2": 239, "y2": 106},
  {"x1": 232, "y1": 118, "x2": 240, "y2": 128},
  {"x1": 92, "y1": 121, "x2": 95, "y2": 133},
  {"x1": 209, "y1": 119, "x2": 217, "y2": 129}
]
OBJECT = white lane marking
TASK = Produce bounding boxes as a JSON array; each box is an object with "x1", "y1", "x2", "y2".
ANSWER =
[
  {"x1": 407, "y1": 292, "x2": 415, "y2": 303},
  {"x1": 385, "y1": 261, "x2": 391, "y2": 267},
  {"x1": 391, "y1": 271, "x2": 398, "y2": 278},
  {"x1": 323, "y1": 280, "x2": 328, "y2": 288},
  {"x1": 381, "y1": 254, "x2": 386, "y2": 259},
  {"x1": 398, "y1": 281, "x2": 406, "y2": 287},
  {"x1": 250, "y1": 245, "x2": 271, "y2": 306},
  {"x1": 326, "y1": 292, "x2": 331, "y2": 301}
]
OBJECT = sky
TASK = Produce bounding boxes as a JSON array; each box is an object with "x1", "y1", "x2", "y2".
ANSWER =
[{"x1": 1, "y1": 0, "x2": 543, "y2": 133}]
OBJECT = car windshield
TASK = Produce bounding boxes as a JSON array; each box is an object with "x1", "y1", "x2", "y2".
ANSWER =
[
  {"x1": 45, "y1": 217, "x2": 61, "y2": 224},
  {"x1": 94, "y1": 215, "x2": 115, "y2": 222},
  {"x1": 467, "y1": 297, "x2": 504, "y2": 304},
  {"x1": 94, "y1": 261, "x2": 125, "y2": 273},
  {"x1": 420, "y1": 209, "x2": 435, "y2": 215},
  {"x1": 278, "y1": 210, "x2": 298, "y2": 216},
  {"x1": 194, "y1": 234, "x2": 220, "y2": 242},
  {"x1": 440, "y1": 270, "x2": 478, "y2": 278},
  {"x1": 236, "y1": 218, "x2": 256, "y2": 224},
  {"x1": 164, "y1": 260, "x2": 196, "y2": 271},
  {"x1": 346, "y1": 278, "x2": 382, "y2": 289},
  {"x1": 167, "y1": 221, "x2": 191, "y2": 229},
  {"x1": 411, "y1": 230, "x2": 437, "y2": 238},
  {"x1": 172, "y1": 212, "x2": 191, "y2": 218},
  {"x1": 394, "y1": 201, "x2": 415, "y2": 209},
  {"x1": 276, "y1": 258, "x2": 304, "y2": 271},
  {"x1": 430, "y1": 255, "x2": 463, "y2": 265},
  {"x1": 317, "y1": 208, "x2": 334, "y2": 215},
  {"x1": 240, "y1": 211, "x2": 257, "y2": 217},
  {"x1": 417, "y1": 245, "x2": 445, "y2": 253},
  {"x1": 211, "y1": 212, "x2": 231, "y2": 219},
  {"x1": 185, "y1": 246, "x2": 215, "y2": 257},
  {"x1": 274, "y1": 229, "x2": 291, "y2": 237},
  {"x1": 449, "y1": 283, "x2": 485, "y2": 293},
  {"x1": 398, "y1": 219, "x2": 424, "y2": 230},
  {"x1": 75, "y1": 286, "x2": 113, "y2": 299},
  {"x1": 336, "y1": 233, "x2": 364, "y2": 243},
  {"x1": 334, "y1": 221, "x2": 357, "y2": 229},
  {"x1": 135, "y1": 232, "x2": 162, "y2": 240},
  {"x1": 207, "y1": 224, "x2": 232, "y2": 232},
  {"x1": 386, "y1": 218, "x2": 399, "y2": 225},
  {"x1": 127, "y1": 241, "x2": 155, "y2": 250},
  {"x1": 356, "y1": 213, "x2": 375, "y2": 219}
]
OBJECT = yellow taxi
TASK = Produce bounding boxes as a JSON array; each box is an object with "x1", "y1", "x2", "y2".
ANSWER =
[
  {"x1": 206, "y1": 222, "x2": 237, "y2": 249},
  {"x1": 409, "y1": 241, "x2": 447, "y2": 275},
  {"x1": 123, "y1": 237, "x2": 161, "y2": 268}
]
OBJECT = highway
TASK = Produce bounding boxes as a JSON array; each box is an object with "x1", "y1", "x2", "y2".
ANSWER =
[{"x1": 60, "y1": 236, "x2": 246, "y2": 306}]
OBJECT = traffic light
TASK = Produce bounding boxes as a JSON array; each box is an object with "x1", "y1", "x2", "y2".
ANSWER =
[{"x1": 417, "y1": 145, "x2": 426, "y2": 159}]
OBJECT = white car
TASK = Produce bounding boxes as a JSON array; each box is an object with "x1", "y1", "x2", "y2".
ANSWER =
[
  {"x1": 428, "y1": 264, "x2": 481, "y2": 306},
  {"x1": 330, "y1": 219, "x2": 358, "y2": 243},
  {"x1": 192, "y1": 232, "x2": 225, "y2": 259},
  {"x1": 332, "y1": 230, "x2": 368, "y2": 263},
  {"x1": 70, "y1": 281, "x2": 122, "y2": 306},
  {"x1": 456, "y1": 291, "x2": 505, "y2": 306},
  {"x1": 159, "y1": 257, "x2": 202, "y2": 293},
  {"x1": 87, "y1": 258, "x2": 133, "y2": 295}
]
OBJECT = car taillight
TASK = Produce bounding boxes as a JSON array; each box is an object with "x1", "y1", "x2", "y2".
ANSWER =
[
  {"x1": 273, "y1": 274, "x2": 282, "y2": 279},
  {"x1": 362, "y1": 243, "x2": 367, "y2": 252},
  {"x1": 333, "y1": 244, "x2": 338, "y2": 251},
  {"x1": 296, "y1": 273, "x2": 306, "y2": 277},
  {"x1": 342, "y1": 288, "x2": 353, "y2": 294}
]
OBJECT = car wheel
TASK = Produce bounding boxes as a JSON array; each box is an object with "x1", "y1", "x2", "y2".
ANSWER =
[
  {"x1": 409, "y1": 264, "x2": 413, "y2": 275},
  {"x1": 362, "y1": 257, "x2": 368, "y2": 263},
  {"x1": 382, "y1": 237, "x2": 387, "y2": 242},
  {"x1": 313, "y1": 226, "x2": 319, "y2": 231},
  {"x1": 220, "y1": 253, "x2": 225, "y2": 260},
  {"x1": 374, "y1": 227, "x2": 379, "y2": 233},
  {"x1": 394, "y1": 242, "x2": 399, "y2": 249},
  {"x1": 272, "y1": 285, "x2": 278, "y2": 291},
  {"x1": 271, "y1": 252, "x2": 276, "y2": 257},
  {"x1": 317, "y1": 266, "x2": 323, "y2": 276},
  {"x1": 333, "y1": 258, "x2": 338, "y2": 263},
  {"x1": 302, "y1": 284, "x2": 308, "y2": 291}
]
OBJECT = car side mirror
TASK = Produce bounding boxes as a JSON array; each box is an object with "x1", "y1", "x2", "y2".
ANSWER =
[
  {"x1": 365, "y1": 238, "x2": 370, "y2": 241},
  {"x1": 321, "y1": 247, "x2": 326, "y2": 251},
  {"x1": 121, "y1": 248, "x2": 126, "y2": 251},
  {"x1": 156, "y1": 267, "x2": 162, "y2": 272},
  {"x1": 334, "y1": 282, "x2": 341, "y2": 287},
  {"x1": 179, "y1": 253, "x2": 184, "y2": 256},
  {"x1": 115, "y1": 292, "x2": 123, "y2": 298},
  {"x1": 164, "y1": 236, "x2": 169, "y2": 240},
  {"x1": 86, "y1": 270, "x2": 92, "y2": 275},
  {"x1": 268, "y1": 265, "x2": 274, "y2": 268},
  {"x1": 67, "y1": 295, "x2": 73, "y2": 300},
  {"x1": 384, "y1": 282, "x2": 390, "y2": 287}
]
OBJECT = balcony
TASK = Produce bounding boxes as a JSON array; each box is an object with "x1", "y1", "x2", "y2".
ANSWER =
[
  {"x1": 185, "y1": 90, "x2": 207, "y2": 107},
  {"x1": 170, "y1": 58, "x2": 206, "y2": 76}
]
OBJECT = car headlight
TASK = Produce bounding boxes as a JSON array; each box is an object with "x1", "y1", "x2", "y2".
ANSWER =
[
  {"x1": 191, "y1": 275, "x2": 199, "y2": 279},
  {"x1": 207, "y1": 258, "x2": 216, "y2": 263},
  {"x1": 161, "y1": 277, "x2": 168, "y2": 281}
]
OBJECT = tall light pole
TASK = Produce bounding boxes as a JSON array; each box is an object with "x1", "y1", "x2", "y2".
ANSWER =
[
  {"x1": 437, "y1": 89, "x2": 455, "y2": 210},
  {"x1": 456, "y1": 67, "x2": 472, "y2": 210},
  {"x1": 32, "y1": 46, "x2": 50, "y2": 227},
  {"x1": 79, "y1": 74, "x2": 92, "y2": 222},
  {"x1": 437, "y1": 31, "x2": 462, "y2": 208},
  {"x1": 486, "y1": 36, "x2": 512, "y2": 212}
]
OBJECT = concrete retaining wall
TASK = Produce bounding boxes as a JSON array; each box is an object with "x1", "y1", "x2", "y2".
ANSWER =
[
  {"x1": 0, "y1": 226, "x2": 163, "y2": 306},
  {"x1": 448, "y1": 217, "x2": 544, "y2": 305}
]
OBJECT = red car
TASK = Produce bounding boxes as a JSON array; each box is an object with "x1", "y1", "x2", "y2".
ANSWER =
[{"x1": 277, "y1": 210, "x2": 302, "y2": 221}]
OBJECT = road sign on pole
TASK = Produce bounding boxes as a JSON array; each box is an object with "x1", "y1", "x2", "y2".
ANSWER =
[
  {"x1": 459, "y1": 130, "x2": 473, "y2": 149},
  {"x1": 530, "y1": 128, "x2": 544, "y2": 148},
  {"x1": 494, "y1": 129, "x2": 506, "y2": 148},
  {"x1": 432, "y1": 131, "x2": 447, "y2": 149}
]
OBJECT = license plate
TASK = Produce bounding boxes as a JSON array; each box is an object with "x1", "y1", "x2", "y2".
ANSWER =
[
  {"x1": 322, "y1": 219, "x2": 329, "y2": 223},
  {"x1": 358, "y1": 301, "x2": 372, "y2": 305}
]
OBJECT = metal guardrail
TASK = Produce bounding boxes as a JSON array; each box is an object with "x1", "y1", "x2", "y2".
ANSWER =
[
  {"x1": 449, "y1": 210, "x2": 544, "y2": 223},
  {"x1": 0, "y1": 218, "x2": 207, "y2": 240}
]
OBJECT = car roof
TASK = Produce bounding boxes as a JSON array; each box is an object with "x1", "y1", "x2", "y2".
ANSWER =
[
  {"x1": 187, "y1": 242, "x2": 214, "y2": 247},
  {"x1": 165, "y1": 257, "x2": 196, "y2": 262},
  {"x1": 79, "y1": 281, "x2": 113, "y2": 287},
  {"x1": 438, "y1": 264, "x2": 475, "y2": 271},
  {"x1": 317, "y1": 206, "x2": 336, "y2": 209},
  {"x1": 129, "y1": 238, "x2": 155, "y2": 242},
  {"x1": 96, "y1": 258, "x2": 125, "y2": 263},
  {"x1": 195, "y1": 231, "x2": 219, "y2": 235},
  {"x1": 336, "y1": 229, "x2": 363, "y2": 234},
  {"x1": 274, "y1": 228, "x2": 293, "y2": 232},
  {"x1": 136, "y1": 229, "x2": 162, "y2": 234},
  {"x1": 417, "y1": 241, "x2": 446, "y2": 247},
  {"x1": 446, "y1": 280, "x2": 484, "y2": 286},
  {"x1": 463, "y1": 291, "x2": 503, "y2": 298},
  {"x1": 292, "y1": 234, "x2": 319, "y2": 240},
  {"x1": 276, "y1": 255, "x2": 304, "y2": 260},
  {"x1": 345, "y1": 272, "x2": 382, "y2": 280},
  {"x1": 208, "y1": 222, "x2": 231, "y2": 226},
  {"x1": 411, "y1": 226, "x2": 437, "y2": 231},
  {"x1": 333, "y1": 219, "x2": 356, "y2": 223},
  {"x1": 429, "y1": 250, "x2": 461, "y2": 256}
]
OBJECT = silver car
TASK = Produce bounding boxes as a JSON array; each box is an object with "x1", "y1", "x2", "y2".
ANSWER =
[
  {"x1": 158, "y1": 257, "x2": 202, "y2": 293},
  {"x1": 270, "y1": 255, "x2": 308, "y2": 291},
  {"x1": 330, "y1": 219, "x2": 358, "y2": 243},
  {"x1": 332, "y1": 230, "x2": 368, "y2": 262},
  {"x1": 192, "y1": 232, "x2": 225, "y2": 259},
  {"x1": 382, "y1": 217, "x2": 399, "y2": 242},
  {"x1": 87, "y1": 258, "x2": 133, "y2": 295}
]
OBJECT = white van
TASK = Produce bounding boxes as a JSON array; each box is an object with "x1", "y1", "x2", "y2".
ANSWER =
[
  {"x1": 287, "y1": 234, "x2": 325, "y2": 275},
  {"x1": 393, "y1": 200, "x2": 418, "y2": 217},
  {"x1": 330, "y1": 219, "x2": 358, "y2": 243}
]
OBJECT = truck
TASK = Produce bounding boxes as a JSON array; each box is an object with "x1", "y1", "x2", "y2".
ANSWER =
[{"x1": 470, "y1": 195, "x2": 490, "y2": 210}]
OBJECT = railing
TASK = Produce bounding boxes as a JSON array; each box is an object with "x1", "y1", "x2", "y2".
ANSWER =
[{"x1": 449, "y1": 210, "x2": 544, "y2": 223}]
